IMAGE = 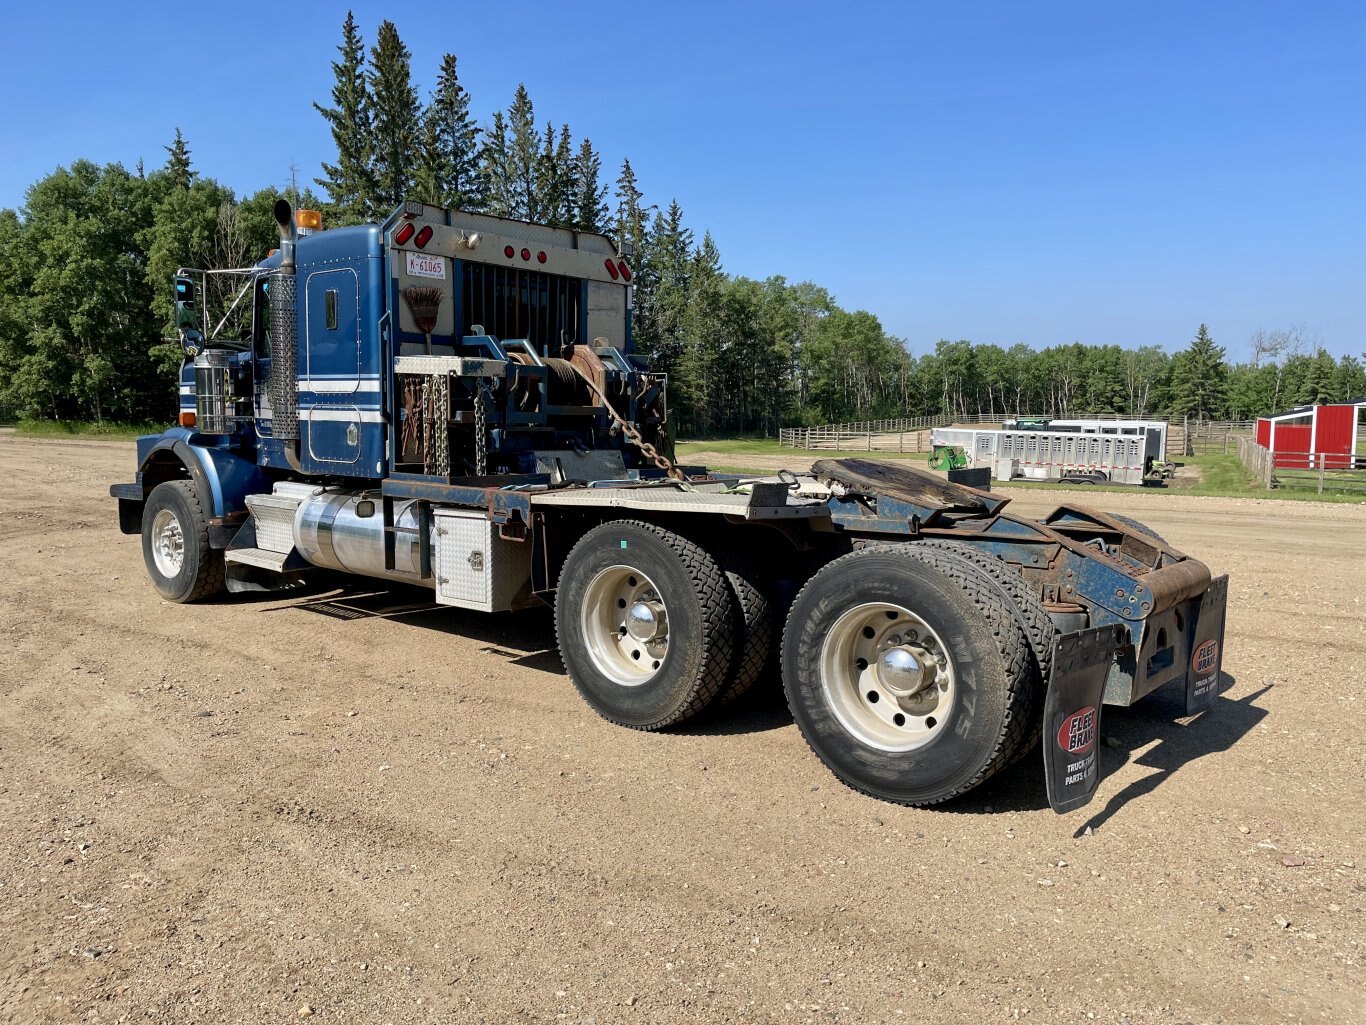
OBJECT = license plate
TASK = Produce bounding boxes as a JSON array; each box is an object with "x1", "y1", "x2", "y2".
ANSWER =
[{"x1": 406, "y1": 252, "x2": 446, "y2": 279}]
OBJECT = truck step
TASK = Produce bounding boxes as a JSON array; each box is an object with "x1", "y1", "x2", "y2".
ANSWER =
[{"x1": 223, "y1": 547, "x2": 299, "y2": 572}]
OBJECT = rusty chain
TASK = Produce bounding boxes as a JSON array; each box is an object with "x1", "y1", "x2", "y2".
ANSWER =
[{"x1": 565, "y1": 366, "x2": 686, "y2": 482}]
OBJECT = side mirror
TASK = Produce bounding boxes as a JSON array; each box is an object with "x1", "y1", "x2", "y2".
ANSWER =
[{"x1": 175, "y1": 275, "x2": 200, "y2": 331}]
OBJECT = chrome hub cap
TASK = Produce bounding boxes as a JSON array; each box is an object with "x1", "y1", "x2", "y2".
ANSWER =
[
  {"x1": 581, "y1": 566, "x2": 671, "y2": 686},
  {"x1": 819, "y1": 602, "x2": 955, "y2": 751},
  {"x1": 626, "y1": 600, "x2": 667, "y2": 642},
  {"x1": 151, "y1": 508, "x2": 185, "y2": 578},
  {"x1": 877, "y1": 646, "x2": 932, "y2": 698}
]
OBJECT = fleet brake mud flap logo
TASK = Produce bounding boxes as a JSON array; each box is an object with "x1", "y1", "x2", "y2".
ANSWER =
[
  {"x1": 1056, "y1": 706, "x2": 1098, "y2": 790},
  {"x1": 1192, "y1": 639, "x2": 1219, "y2": 676},
  {"x1": 1057, "y1": 706, "x2": 1096, "y2": 756},
  {"x1": 1186, "y1": 638, "x2": 1221, "y2": 714}
]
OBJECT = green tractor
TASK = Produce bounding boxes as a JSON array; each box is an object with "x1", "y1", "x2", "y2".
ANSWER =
[{"x1": 928, "y1": 444, "x2": 969, "y2": 471}]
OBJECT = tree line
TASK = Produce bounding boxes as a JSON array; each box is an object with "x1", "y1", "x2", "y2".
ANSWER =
[{"x1": 1, "y1": 13, "x2": 1361, "y2": 431}]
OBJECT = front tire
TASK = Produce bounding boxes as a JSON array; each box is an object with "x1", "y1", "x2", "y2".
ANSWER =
[
  {"x1": 782, "y1": 545, "x2": 1034, "y2": 805},
  {"x1": 141, "y1": 480, "x2": 224, "y2": 603},
  {"x1": 555, "y1": 520, "x2": 737, "y2": 730}
]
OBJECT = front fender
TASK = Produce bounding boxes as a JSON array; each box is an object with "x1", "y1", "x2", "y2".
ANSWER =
[{"x1": 138, "y1": 428, "x2": 268, "y2": 526}]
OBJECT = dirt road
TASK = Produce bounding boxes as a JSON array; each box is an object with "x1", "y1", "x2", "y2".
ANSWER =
[{"x1": 1, "y1": 436, "x2": 1362, "y2": 1024}]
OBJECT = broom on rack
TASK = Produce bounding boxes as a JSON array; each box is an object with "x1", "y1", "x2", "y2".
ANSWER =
[{"x1": 402, "y1": 286, "x2": 444, "y2": 354}]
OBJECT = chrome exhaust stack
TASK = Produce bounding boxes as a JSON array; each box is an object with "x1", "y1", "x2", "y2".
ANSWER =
[{"x1": 267, "y1": 200, "x2": 300, "y2": 446}]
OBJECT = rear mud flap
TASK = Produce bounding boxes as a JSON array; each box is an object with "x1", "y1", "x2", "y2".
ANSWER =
[
  {"x1": 1043, "y1": 625, "x2": 1123, "y2": 814},
  {"x1": 1186, "y1": 574, "x2": 1228, "y2": 716}
]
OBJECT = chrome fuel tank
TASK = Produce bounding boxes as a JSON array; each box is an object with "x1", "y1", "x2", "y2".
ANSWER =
[{"x1": 293, "y1": 491, "x2": 428, "y2": 583}]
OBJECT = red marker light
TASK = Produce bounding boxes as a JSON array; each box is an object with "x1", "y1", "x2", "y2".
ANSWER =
[
  {"x1": 536, "y1": 250, "x2": 547, "y2": 264},
  {"x1": 394, "y1": 223, "x2": 415, "y2": 245},
  {"x1": 504, "y1": 244, "x2": 515, "y2": 259},
  {"x1": 415, "y1": 225, "x2": 433, "y2": 248},
  {"x1": 520, "y1": 248, "x2": 531, "y2": 261},
  {"x1": 603, "y1": 258, "x2": 619, "y2": 280},
  {"x1": 617, "y1": 260, "x2": 632, "y2": 282}
]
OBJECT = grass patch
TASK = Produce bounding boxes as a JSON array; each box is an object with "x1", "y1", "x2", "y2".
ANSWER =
[{"x1": 11, "y1": 418, "x2": 165, "y2": 440}]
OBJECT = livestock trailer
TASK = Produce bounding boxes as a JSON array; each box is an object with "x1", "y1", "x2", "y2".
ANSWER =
[{"x1": 932, "y1": 425, "x2": 1164, "y2": 486}]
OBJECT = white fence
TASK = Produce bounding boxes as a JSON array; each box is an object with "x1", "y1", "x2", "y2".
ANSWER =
[
  {"x1": 780, "y1": 414, "x2": 1259, "y2": 457},
  {"x1": 778, "y1": 417, "x2": 952, "y2": 452}
]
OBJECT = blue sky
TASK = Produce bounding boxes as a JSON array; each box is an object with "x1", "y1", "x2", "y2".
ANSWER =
[{"x1": 2, "y1": 1, "x2": 1362, "y2": 359}]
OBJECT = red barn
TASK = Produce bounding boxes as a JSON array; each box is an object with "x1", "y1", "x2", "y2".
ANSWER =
[{"x1": 1255, "y1": 400, "x2": 1366, "y2": 469}]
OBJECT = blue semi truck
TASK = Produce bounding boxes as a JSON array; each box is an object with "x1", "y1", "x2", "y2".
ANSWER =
[{"x1": 111, "y1": 201, "x2": 1228, "y2": 812}]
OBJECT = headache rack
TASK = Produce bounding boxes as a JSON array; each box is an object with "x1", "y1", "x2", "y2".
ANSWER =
[{"x1": 461, "y1": 262, "x2": 581, "y2": 351}]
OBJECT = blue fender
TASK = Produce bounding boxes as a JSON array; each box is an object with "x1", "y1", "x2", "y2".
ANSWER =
[{"x1": 137, "y1": 428, "x2": 269, "y2": 522}]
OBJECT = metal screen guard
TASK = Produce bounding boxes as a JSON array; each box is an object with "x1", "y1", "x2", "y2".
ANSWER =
[
  {"x1": 461, "y1": 263, "x2": 580, "y2": 350},
  {"x1": 267, "y1": 273, "x2": 298, "y2": 439}
]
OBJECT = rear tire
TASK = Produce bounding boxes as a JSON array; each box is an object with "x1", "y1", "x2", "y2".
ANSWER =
[
  {"x1": 782, "y1": 544, "x2": 1033, "y2": 805},
  {"x1": 715, "y1": 553, "x2": 775, "y2": 707},
  {"x1": 1110, "y1": 513, "x2": 1166, "y2": 544},
  {"x1": 914, "y1": 540, "x2": 1052, "y2": 763},
  {"x1": 555, "y1": 520, "x2": 737, "y2": 730},
  {"x1": 141, "y1": 480, "x2": 224, "y2": 603}
]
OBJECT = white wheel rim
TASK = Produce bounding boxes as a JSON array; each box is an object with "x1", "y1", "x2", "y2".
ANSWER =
[
  {"x1": 151, "y1": 508, "x2": 185, "y2": 578},
  {"x1": 580, "y1": 565, "x2": 670, "y2": 687},
  {"x1": 819, "y1": 602, "x2": 955, "y2": 752}
]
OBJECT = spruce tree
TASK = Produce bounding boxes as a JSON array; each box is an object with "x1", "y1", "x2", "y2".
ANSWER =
[
  {"x1": 552, "y1": 124, "x2": 575, "y2": 224},
  {"x1": 1297, "y1": 348, "x2": 1340, "y2": 405},
  {"x1": 676, "y1": 232, "x2": 725, "y2": 431},
  {"x1": 533, "y1": 122, "x2": 575, "y2": 225},
  {"x1": 163, "y1": 128, "x2": 195, "y2": 190},
  {"x1": 314, "y1": 12, "x2": 375, "y2": 224},
  {"x1": 1169, "y1": 324, "x2": 1229, "y2": 420},
  {"x1": 570, "y1": 139, "x2": 608, "y2": 233},
  {"x1": 368, "y1": 20, "x2": 421, "y2": 210},
  {"x1": 613, "y1": 158, "x2": 651, "y2": 257},
  {"x1": 415, "y1": 53, "x2": 483, "y2": 210},
  {"x1": 638, "y1": 200, "x2": 693, "y2": 375},
  {"x1": 478, "y1": 111, "x2": 513, "y2": 217},
  {"x1": 505, "y1": 85, "x2": 540, "y2": 219}
]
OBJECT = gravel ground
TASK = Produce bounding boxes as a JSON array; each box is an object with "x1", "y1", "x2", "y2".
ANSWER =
[{"x1": 1, "y1": 435, "x2": 1362, "y2": 1025}]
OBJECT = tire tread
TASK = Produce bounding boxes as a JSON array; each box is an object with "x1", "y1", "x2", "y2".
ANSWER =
[
  {"x1": 782, "y1": 543, "x2": 1033, "y2": 805},
  {"x1": 556, "y1": 519, "x2": 737, "y2": 731},
  {"x1": 145, "y1": 480, "x2": 224, "y2": 602}
]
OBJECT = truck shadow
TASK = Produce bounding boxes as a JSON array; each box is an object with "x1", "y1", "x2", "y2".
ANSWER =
[
  {"x1": 254, "y1": 579, "x2": 1268, "y2": 770},
  {"x1": 257, "y1": 575, "x2": 798, "y2": 733},
  {"x1": 678, "y1": 673, "x2": 795, "y2": 736},
  {"x1": 954, "y1": 673, "x2": 1268, "y2": 822},
  {"x1": 1069, "y1": 674, "x2": 1269, "y2": 833},
  {"x1": 259, "y1": 576, "x2": 566, "y2": 675}
]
